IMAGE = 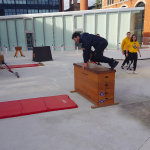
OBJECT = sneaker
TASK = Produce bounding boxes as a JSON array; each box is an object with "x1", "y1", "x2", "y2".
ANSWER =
[
  {"x1": 126, "y1": 69, "x2": 130, "y2": 74},
  {"x1": 110, "y1": 60, "x2": 119, "y2": 70},
  {"x1": 128, "y1": 67, "x2": 132, "y2": 71},
  {"x1": 97, "y1": 62, "x2": 101, "y2": 65},
  {"x1": 121, "y1": 66, "x2": 124, "y2": 69},
  {"x1": 133, "y1": 71, "x2": 137, "y2": 74}
]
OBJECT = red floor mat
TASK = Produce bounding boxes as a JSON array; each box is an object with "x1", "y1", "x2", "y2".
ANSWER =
[
  {"x1": 2, "y1": 64, "x2": 39, "y2": 69},
  {"x1": 0, "y1": 95, "x2": 78, "y2": 119},
  {"x1": 44, "y1": 95, "x2": 78, "y2": 111},
  {"x1": 0, "y1": 101, "x2": 22, "y2": 119},
  {"x1": 20, "y1": 98, "x2": 47, "y2": 115}
]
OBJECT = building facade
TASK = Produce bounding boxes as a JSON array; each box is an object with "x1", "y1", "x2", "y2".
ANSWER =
[
  {"x1": 102, "y1": 0, "x2": 149, "y2": 45},
  {"x1": 0, "y1": 0, "x2": 64, "y2": 16},
  {"x1": 65, "y1": 0, "x2": 94, "y2": 11},
  {"x1": 0, "y1": 7, "x2": 144, "y2": 52},
  {"x1": 65, "y1": 0, "x2": 80, "y2": 11}
]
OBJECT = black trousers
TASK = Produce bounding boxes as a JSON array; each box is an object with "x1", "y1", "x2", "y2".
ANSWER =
[
  {"x1": 91, "y1": 42, "x2": 113, "y2": 64},
  {"x1": 122, "y1": 50, "x2": 129, "y2": 66},
  {"x1": 128, "y1": 52, "x2": 138, "y2": 71}
]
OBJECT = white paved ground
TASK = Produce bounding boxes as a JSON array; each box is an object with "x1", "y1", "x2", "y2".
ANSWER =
[{"x1": 0, "y1": 50, "x2": 150, "y2": 150}]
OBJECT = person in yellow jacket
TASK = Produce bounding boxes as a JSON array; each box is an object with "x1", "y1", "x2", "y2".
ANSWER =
[
  {"x1": 121, "y1": 32, "x2": 131, "y2": 69},
  {"x1": 126, "y1": 34, "x2": 141, "y2": 74}
]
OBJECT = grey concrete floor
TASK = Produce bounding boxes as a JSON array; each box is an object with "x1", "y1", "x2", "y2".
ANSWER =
[{"x1": 0, "y1": 50, "x2": 150, "y2": 150}]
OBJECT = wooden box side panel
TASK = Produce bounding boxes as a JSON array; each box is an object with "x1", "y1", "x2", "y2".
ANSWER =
[
  {"x1": 98, "y1": 72, "x2": 115, "y2": 83},
  {"x1": 74, "y1": 66, "x2": 99, "y2": 82},
  {"x1": 75, "y1": 85, "x2": 98, "y2": 106},
  {"x1": 74, "y1": 66, "x2": 99, "y2": 105}
]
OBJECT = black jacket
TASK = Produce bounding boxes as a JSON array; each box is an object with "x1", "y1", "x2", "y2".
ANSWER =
[{"x1": 79, "y1": 33, "x2": 107, "y2": 63}]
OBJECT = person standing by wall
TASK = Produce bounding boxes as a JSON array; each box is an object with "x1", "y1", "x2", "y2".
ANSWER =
[
  {"x1": 121, "y1": 32, "x2": 131, "y2": 69},
  {"x1": 126, "y1": 34, "x2": 141, "y2": 74}
]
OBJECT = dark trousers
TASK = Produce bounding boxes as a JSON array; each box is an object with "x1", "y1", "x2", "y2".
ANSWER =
[
  {"x1": 122, "y1": 50, "x2": 129, "y2": 66},
  {"x1": 91, "y1": 42, "x2": 113, "y2": 64},
  {"x1": 128, "y1": 52, "x2": 138, "y2": 71}
]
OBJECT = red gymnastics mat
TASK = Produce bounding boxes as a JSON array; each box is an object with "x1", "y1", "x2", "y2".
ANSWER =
[
  {"x1": 0, "y1": 95, "x2": 78, "y2": 119},
  {"x1": 2, "y1": 63, "x2": 39, "y2": 69}
]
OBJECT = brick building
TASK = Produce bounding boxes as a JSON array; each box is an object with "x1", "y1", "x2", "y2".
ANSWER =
[
  {"x1": 65, "y1": 0, "x2": 92, "y2": 11},
  {"x1": 102, "y1": 0, "x2": 149, "y2": 45},
  {"x1": 65, "y1": 0, "x2": 80, "y2": 11}
]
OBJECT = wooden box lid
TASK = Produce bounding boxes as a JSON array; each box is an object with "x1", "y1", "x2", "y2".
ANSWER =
[
  {"x1": 15, "y1": 47, "x2": 22, "y2": 50},
  {"x1": 73, "y1": 63, "x2": 116, "y2": 74}
]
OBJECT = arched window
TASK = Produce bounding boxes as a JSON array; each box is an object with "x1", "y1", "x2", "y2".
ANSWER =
[{"x1": 136, "y1": 2, "x2": 145, "y2": 7}]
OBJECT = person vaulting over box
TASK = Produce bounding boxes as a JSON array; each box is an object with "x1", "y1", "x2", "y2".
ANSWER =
[{"x1": 72, "y1": 32, "x2": 119, "y2": 70}]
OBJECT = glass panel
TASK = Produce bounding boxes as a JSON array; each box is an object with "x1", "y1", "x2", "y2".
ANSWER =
[
  {"x1": 28, "y1": 10, "x2": 31, "y2": 13},
  {"x1": 130, "y1": 10, "x2": 144, "y2": 46},
  {"x1": 34, "y1": 18, "x2": 44, "y2": 46},
  {"x1": 16, "y1": 19, "x2": 26, "y2": 50},
  {"x1": 28, "y1": 9, "x2": 38, "y2": 14},
  {"x1": 64, "y1": 16, "x2": 74, "y2": 50},
  {"x1": 44, "y1": 17, "x2": 53, "y2": 47},
  {"x1": 0, "y1": 20, "x2": 9, "y2": 50},
  {"x1": 23, "y1": 0, "x2": 26, "y2": 4},
  {"x1": 74, "y1": 16, "x2": 83, "y2": 29},
  {"x1": 7, "y1": 20, "x2": 17, "y2": 51},
  {"x1": 26, "y1": 19, "x2": 33, "y2": 31},
  {"x1": 107, "y1": 12, "x2": 118, "y2": 49},
  {"x1": 118, "y1": 12, "x2": 130, "y2": 49},
  {"x1": 8, "y1": 0, "x2": 10, "y2": 4},
  {"x1": 95, "y1": 13, "x2": 106, "y2": 38},
  {"x1": 49, "y1": 0, "x2": 52, "y2": 5},
  {"x1": 35, "y1": 9, "x2": 38, "y2": 13},
  {"x1": 84, "y1": 14, "x2": 95, "y2": 34},
  {"x1": 27, "y1": 0, "x2": 38, "y2": 4},
  {"x1": 54, "y1": 16, "x2": 63, "y2": 50}
]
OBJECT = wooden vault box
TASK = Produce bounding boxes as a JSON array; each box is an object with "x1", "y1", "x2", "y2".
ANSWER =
[{"x1": 71, "y1": 63, "x2": 119, "y2": 109}]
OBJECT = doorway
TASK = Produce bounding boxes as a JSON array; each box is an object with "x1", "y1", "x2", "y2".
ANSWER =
[{"x1": 26, "y1": 33, "x2": 33, "y2": 50}]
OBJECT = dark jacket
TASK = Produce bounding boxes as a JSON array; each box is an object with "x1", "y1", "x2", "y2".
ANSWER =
[
  {"x1": 82, "y1": 43, "x2": 94, "y2": 58},
  {"x1": 79, "y1": 33, "x2": 107, "y2": 63}
]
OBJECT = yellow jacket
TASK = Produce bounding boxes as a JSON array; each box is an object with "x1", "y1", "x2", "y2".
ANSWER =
[
  {"x1": 121, "y1": 37, "x2": 131, "y2": 51},
  {"x1": 128, "y1": 41, "x2": 140, "y2": 53}
]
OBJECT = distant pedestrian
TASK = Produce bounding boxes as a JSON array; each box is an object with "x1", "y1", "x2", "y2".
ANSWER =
[
  {"x1": 126, "y1": 34, "x2": 141, "y2": 74},
  {"x1": 121, "y1": 32, "x2": 131, "y2": 69}
]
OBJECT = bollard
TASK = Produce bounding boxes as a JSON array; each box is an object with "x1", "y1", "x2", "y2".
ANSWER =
[
  {"x1": 61, "y1": 46, "x2": 64, "y2": 54},
  {"x1": 77, "y1": 47, "x2": 78, "y2": 54},
  {"x1": 13, "y1": 45, "x2": 15, "y2": 51},
  {"x1": 5, "y1": 47, "x2": 7, "y2": 54},
  {"x1": 51, "y1": 45, "x2": 54, "y2": 52}
]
